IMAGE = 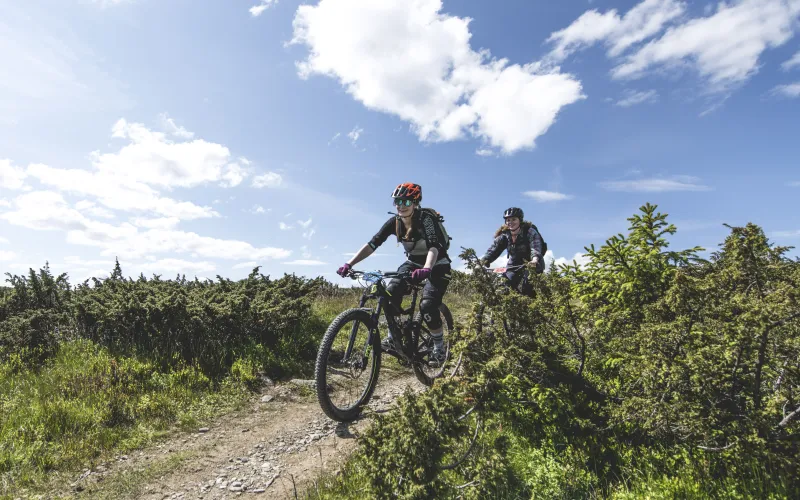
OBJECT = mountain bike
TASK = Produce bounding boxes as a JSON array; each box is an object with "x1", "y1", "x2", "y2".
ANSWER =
[
  {"x1": 314, "y1": 269, "x2": 455, "y2": 422},
  {"x1": 474, "y1": 264, "x2": 526, "y2": 336}
]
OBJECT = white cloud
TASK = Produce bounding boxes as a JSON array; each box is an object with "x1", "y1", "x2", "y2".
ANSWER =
[
  {"x1": 783, "y1": 50, "x2": 800, "y2": 70},
  {"x1": 291, "y1": 0, "x2": 584, "y2": 154},
  {"x1": 233, "y1": 261, "x2": 258, "y2": 270},
  {"x1": 302, "y1": 228, "x2": 316, "y2": 240},
  {"x1": 250, "y1": 0, "x2": 277, "y2": 17},
  {"x1": 0, "y1": 250, "x2": 15, "y2": 261},
  {"x1": 475, "y1": 148, "x2": 494, "y2": 157},
  {"x1": 158, "y1": 113, "x2": 194, "y2": 139},
  {"x1": 103, "y1": 118, "x2": 245, "y2": 189},
  {"x1": 0, "y1": 236, "x2": 8, "y2": 244},
  {"x1": 26, "y1": 163, "x2": 217, "y2": 220},
  {"x1": 0, "y1": 159, "x2": 28, "y2": 190},
  {"x1": 75, "y1": 200, "x2": 115, "y2": 219},
  {"x1": 348, "y1": 125, "x2": 363, "y2": 145},
  {"x1": 547, "y1": 250, "x2": 592, "y2": 270},
  {"x1": 137, "y1": 258, "x2": 216, "y2": 275},
  {"x1": 547, "y1": 0, "x2": 686, "y2": 61},
  {"x1": 300, "y1": 245, "x2": 312, "y2": 258},
  {"x1": 1, "y1": 191, "x2": 291, "y2": 261},
  {"x1": 252, "y1": 172, "x2": 283, "y2": 188},
  {"x1": 548, "y1": 0, "x2": 800, "y2": 93},
  {"x1": 328, "y1": 132, "x2": 341, "y2": 145},
  {"x1": 297, "y1": 217, "x2": 313, "y2": 228},
  {"x1": 0, "y1": 198, "x2": 10, "y2": 208},
  {"x1": 523, "y1": 190, "x2": 574, "y2": 202},
  {"x1": 250, "y1": 205, "x2": 268, "y2": 214},
  {"x1": 283, "y1": 259, "x2": 327, "y2": 266},
  {"x1": 7, "y1": 116, "x2": 251, "y2": 220},
  {"x1": 130, "y1": 216, "x2": 181, "y2": 229},
  {"x1": 279, "y1": 222, "x2": 293, "y2": 231},
  {"x1": 600, "y1": 175, "x2": 711, "y2": 192},
  {"x1": 772, "y1": 82, "x2": 800, "y2": 98},
  {"x1": 615, "y1": 89, "x2": 658, "y2": 107},
  {"x1": 610, "y1": 0, "x2": 800, "y2": 89}
]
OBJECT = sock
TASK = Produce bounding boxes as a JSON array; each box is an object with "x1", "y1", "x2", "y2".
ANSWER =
[{"x1": 430, "y1": 329, "x2": 444, "y2": 350}]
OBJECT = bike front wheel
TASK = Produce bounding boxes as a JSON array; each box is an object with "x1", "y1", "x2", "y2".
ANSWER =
[{"x1": 315, "y1": 308, "x2": 381, "y2": 422}]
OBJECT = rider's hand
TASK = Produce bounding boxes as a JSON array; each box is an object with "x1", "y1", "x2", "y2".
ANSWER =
[
  {"x1": 411, "y1": 267, "x2": 431, "y2": 283},
  {"x1": 336, "y1": 263, "x2": 352, "y2": 277},
  {"x1": 527, "y1": 258, "x2": 539, "y2": 270}
]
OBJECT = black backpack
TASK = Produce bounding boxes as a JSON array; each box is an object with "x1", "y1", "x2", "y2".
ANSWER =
[
  {"x1": 507, "y1": 223, "x2": 547, "y2": 257},
  {"x1": 530, "y1": 223, "x2": 548, "y2": 256}
]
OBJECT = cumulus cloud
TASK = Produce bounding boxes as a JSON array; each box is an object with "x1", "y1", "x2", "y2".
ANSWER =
[
  {"x1": 158, "y1": 113, "x2": 194, "y2": 139},
  {"x1": 291, "y1": 0, "x2": 585, "y2": 154},
  {"x1": 7, "y1": 116, "x2": 255, "y2": 220},
  {"x1": 0, "y1": 159, "x2": 28, "y2": 190},
  {"x1": 1, "y1": 191, "x2": 291, "y2": 261}
]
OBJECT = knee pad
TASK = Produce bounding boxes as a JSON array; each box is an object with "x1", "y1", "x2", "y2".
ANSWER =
[{"x1": 420, "y1": 298, "x2": 442, "y2": 329}]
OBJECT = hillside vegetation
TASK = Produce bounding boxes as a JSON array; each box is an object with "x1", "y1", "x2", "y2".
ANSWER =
[
  {"x1": 1, "y1": 203, "x2": 798, "y2": 498},
  {"x1": 0, "y1": 265, "x2": 345, "y2": 492},
  {"x1": 314, "y1": 204, "x2": 800, "y2": 499}
]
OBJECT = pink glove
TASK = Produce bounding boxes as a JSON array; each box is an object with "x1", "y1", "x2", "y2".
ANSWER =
[
  {"x1": 337, "y1": 263, "x2": 352, "y2": 277},
  {"x1": 411, "y1": 267, "x2": 431, "y2": 283}
]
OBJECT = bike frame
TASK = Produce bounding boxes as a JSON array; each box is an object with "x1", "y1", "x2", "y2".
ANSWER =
[{"x1": 343, "y1": 273, "x2": 421, "y2": 365}]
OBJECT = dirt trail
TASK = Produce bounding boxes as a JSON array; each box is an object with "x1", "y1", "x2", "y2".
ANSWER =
[{"x1": 58, "y1": 369, "x2": 423, "y2": 500}]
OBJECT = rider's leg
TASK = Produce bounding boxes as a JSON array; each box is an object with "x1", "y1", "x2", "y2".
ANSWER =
[
  {"x1": 504, "y1": 268, "x2": 524, "y2": 293},
  {"x1": 420, "y1": 265, "x2": 451, "y2": 361},
  {"x1": 519, "y1": 269, "x2": 535, "y2": 297},
  {"x1": 382, "y1": 261, "x2": 414, "y2": 350}
]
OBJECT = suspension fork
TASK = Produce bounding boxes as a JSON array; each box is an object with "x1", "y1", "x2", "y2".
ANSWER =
[{"x1": 343, "y1": 292, "x2": 370, "y2": 361}]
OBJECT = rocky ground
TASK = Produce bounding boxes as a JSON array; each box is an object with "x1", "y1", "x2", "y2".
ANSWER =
[{"x1": 41, "y1": 369, "x2": 422, "y2": 500}]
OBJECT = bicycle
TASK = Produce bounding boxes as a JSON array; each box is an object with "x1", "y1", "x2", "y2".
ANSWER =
[
  {"x1": 474, "y1": 264, "x2": 527, "y2": 336},
  {"x1": 314, "y1": 269, "x2": 455, "y2": 422}
]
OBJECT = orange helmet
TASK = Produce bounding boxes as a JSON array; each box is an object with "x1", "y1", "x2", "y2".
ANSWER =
[{"x1": 391, "y1": 182, "x2": 422, "y2": 202}]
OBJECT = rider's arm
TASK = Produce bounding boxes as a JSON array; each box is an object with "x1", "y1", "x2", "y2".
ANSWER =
[
  {"x1": 423, "y1": 247, "x2": 439, "y2": 269},
  {"x1": 346, "y1": 243, "x2": 374, "y2": 267},
  {"x1": 364, "y1": 217, "x2": 396, "y2": 251},
  {"x1": 528, "y1": 227, "x2": 544, "y2": 261},
  {"x1": 481, "y1": 235, "x2": 507, "y2": 265}
]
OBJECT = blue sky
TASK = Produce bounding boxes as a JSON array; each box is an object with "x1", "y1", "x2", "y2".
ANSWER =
[{"x1": 1, "y1": 0, "x2": 799, "y2": 284}]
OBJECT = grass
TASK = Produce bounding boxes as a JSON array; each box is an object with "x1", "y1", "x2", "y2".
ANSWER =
[
  {"x1": 0, "y1": 287, "x2": 472, "y2": 498},
  {"x1": 0, "y1": 339, "x2": 250, "y2": 497}
]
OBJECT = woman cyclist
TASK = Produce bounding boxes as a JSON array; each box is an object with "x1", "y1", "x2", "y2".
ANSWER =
[
  {"x1": 481, "y1": 207, "x2": 544, "y2": 296},
  {"x1": 336, "y1": 182, "x2": 451, "y2": 363}
]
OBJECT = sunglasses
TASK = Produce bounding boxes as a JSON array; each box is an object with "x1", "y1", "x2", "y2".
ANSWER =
[{"x1": 393, "y1": 198, "x2": 416, "y2": 207}]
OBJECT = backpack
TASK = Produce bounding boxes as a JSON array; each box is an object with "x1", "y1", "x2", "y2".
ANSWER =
[
  {"x1": 506, "y1": 223, "x2": 548, "y2": 257},
  {"x1": 420, "y1": 207, "x2": 452, "y2": 251},
  {"x1": 530, "y1": 223, "x2": 548, "y2": 256}
]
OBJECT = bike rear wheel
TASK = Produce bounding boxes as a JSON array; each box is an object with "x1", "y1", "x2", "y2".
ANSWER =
[
  {"x1": 315, "y1": 308, "x2": 381, "y2": 422},
  {"x1": 412, "y1": 303, "x2": 454, "y2": 386}
]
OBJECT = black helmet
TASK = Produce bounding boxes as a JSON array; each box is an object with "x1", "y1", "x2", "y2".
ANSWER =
[{"x1": 503, "y1": 207, "x2": 524, "y2": 220}]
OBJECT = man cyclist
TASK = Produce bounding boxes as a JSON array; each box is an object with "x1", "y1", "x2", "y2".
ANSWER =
[
  {"x1": 480, "y1": 207, "x2": 544, "y2": 297},
  {"x1": 336, "y1": 182, "x2": 451, "y2": 364}
]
